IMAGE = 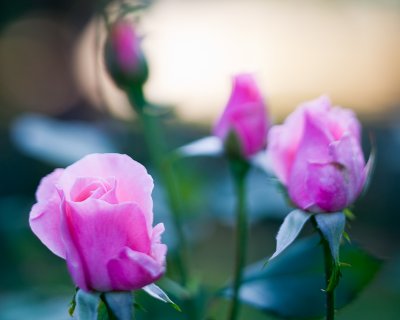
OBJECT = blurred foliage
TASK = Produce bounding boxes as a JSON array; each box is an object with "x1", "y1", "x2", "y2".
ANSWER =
[{"x1": 222, "y1": 235, "x2": 382, "y2": 319}]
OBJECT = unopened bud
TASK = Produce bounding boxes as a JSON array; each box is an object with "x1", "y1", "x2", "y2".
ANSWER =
[{"x1": 104, "y1": 20, "x2": 148, "y2": 89}]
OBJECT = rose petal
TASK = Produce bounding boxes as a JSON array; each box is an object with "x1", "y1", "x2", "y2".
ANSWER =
[
  {"x1": 231, "y1": 102, "x2": 268, "y2": 156},
  {"x1": 58, "y1": 153, "x2": 154, "y2": 228},
  {"x1": 327, "y1": 107, "x2": 361, "y2": 142},
  {"x1": 268, "y1": 96, "x2": 331, "y2": 184},
  {"x1": 107, "y1": 247, "x2": 165, "y2": 291},
  {"x1": 302, "y1": 162, "x2": 349, "y2": 212},
  {"x1": 329, "y1": 133, "x2": 366, "y2": 203},
  {"x1": 70, "y1": 177, "x2": 118, "y2": 204},
  {"x1": 267, "y1": 104, "x2": 305, "y2": 183},
  {"x1": 60, "y1": 196, "x2": 151, "y2": 292},
  {"x1": 29, "y1": 169, "x2": 65, "y2": 258},
  {"x1": 213, "y1": 74, "x2": 268, "y2": 157},
  {"x1": 288, "y1": 111, "x2": 334, "y2": 211},
  {"x1": 35, "y1": 168, "x2": 64, "y2": 201},
  {"x1": 151, "y1": 223, "x2": 167, "y2": 266}
]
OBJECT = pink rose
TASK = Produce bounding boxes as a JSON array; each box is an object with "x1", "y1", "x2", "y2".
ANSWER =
[
  {"x1": 213, "y1": 74, "x2": 269, "y2": 158},
  {"x1": 105, "y1": 20, "x2": 148, "y2": 87},
  {"x1": 268, "y1": 96, "x2": 367, "y2": 213},
  {"x1": 29, "y1": 153, "x2": 166, "y2": 292}
]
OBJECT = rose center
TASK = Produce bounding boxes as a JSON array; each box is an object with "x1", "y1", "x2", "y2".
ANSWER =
[{"x1": 70, "y1": 177, "x2": 117, "y2": 203}]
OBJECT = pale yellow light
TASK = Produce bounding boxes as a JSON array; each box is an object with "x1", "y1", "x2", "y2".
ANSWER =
[{"x1": 74, "y1": 0, "x2": 400, "y2": 123}]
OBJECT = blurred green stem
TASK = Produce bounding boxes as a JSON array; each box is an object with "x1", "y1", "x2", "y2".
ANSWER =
[
  {"x1": 227, "y1": 158, "x2": 250, "y2": 320},
  {"x1": 323, "y1": 238, "x2": 335, "y2": 320},
  {"x1": 139, "y1": 105, "x2": 188, "y2": 285},
  {"x1": 128, "y1": 88, "x2": 188, "y2": 285},
  {"x1": 128, "y1": 87, "x2": 199, "y2": 320}
]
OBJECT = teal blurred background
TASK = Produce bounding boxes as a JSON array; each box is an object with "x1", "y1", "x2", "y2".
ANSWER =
[{"x1": 1, "y1": 0, "x2": 400, "y2": 319}]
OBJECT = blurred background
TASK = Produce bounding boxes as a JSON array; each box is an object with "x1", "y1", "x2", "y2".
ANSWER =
[{"x1": 1, "y1": 0, "x2": 400, "y2": 319}]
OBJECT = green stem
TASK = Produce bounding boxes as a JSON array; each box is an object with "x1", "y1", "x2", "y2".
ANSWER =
[
  {"x1": 312, "y1": 217, "x2": 335, "y2": 320},
  {"x1": 127, "y1": 88, "x2": 199, "y2": 320},
  {"x1": 323, "y1": 238, "x2": 335, "y2": 320},
  {"x1": 227, "y1": 159, "x2": 249, "y2": 320},
  {"x1": 129, "y1": 90, "x2": 189, "y2": 286}
]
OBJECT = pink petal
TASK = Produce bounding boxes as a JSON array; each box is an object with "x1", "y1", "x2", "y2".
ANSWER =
[
  {"x1": 35, "y1": 169, "x2": 64, "y2": 201},
  {"x1": 301, "y1": 162, "x2": 349, "y2": 212},
  {"x1": 230, "y1": 74, "x2": 263, "y2": 105},
  {"x1": 107, "y1": 247, "x2": 165, "y2": 291},
  {"x1": 112, "y1": 21, "x2": 141, "y2": 72},
  {"x1": 151, "y1": 223, "x2": 167, "y2": 266},
  {"x1": 29, "y1": 169, "x2": 65, "y2": 258},
  {"x1": 267, "y1": 97, "x2": 326, "y2": 184},
  {"x1": 60, "y1": 196, "x2": 151, "y2": 292},
  {"x1": 70, "y1": 177, "x2": 118, "y2": 204},
  {"x1": 267, "y1": 103, "x2": 309, "y2": 184},
  {"x1": 288, "y1": 111, "x2": 334, "y2": 211},
  {"x1": 327, "y1": 107, "x2": 361, "y2": 142},
  {"x1": 213, "y1": 74, "x2": 268, "y2": 157},
  {"x1": 329, "y1": 134, "x2": 366, "y2": 203},
  {"x1": 231, "y1": 102, "x2": 268, "y2": 156},
  {"x1": 58, "y1": 153, "x2": 154, "y2": 228}
]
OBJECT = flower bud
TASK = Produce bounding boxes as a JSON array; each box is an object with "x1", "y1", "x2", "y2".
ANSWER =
[
  {"x1": 104, "y1": 20, "x2": 148, "y2": 89},
  {"x1": 268, "y1": 96, "x2": 367, "y2": 213},
  {"x1": 213, "y1": 74, "x2": 269, "y2": 159}
]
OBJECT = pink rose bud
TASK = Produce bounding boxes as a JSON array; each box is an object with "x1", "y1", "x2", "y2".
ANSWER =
[
  {"x1": 105, "y1": 20, "x2": 148, "y2": 88},
  {"x1": 268, "y1": 96, "x2": 367, "y2": 213},
  {"x1": 213, "y1": 74, "x2": 269, "y2": 158},
  {"x1": 29, "y1": 153, "x2": 166, "y2": 292}
]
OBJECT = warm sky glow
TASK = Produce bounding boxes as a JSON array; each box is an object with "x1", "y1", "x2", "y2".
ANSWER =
[{"x1": 75, "y1": 0, "x2": 400, "y2": 123}]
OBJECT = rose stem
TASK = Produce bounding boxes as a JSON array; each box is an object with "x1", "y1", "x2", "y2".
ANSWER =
[
  {"x1": 227, "y1": 158, "x2": 249, "y2": 320},
  {"x1": 312, "y1": 217, "x2": 335, "y2": 320},
  {"x1": 323, "y1": 238, "x2": 335, "y2": 320},
  {"x1": 128, "y1": 87, "x2": 198, "y2": 318},
  {"x1": 128, "y1": 87, "x2": 188, "y2": 283}
]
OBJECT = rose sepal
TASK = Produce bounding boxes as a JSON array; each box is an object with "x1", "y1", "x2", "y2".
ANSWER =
[
  {"x1": 70, "y1": 285, "x2": 180, "y2": 319},
  {"x1": 142, "y1": 283, "x2": 181, "y2": 312},
  {"x1": 269, "y1": 209, "x2": 347, "y2": 292},
  {"x1": 313, "y1": 212, "x2": 346, "y2": 291}
]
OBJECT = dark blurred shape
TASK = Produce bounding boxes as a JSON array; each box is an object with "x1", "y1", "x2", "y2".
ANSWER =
[
  {"x1": 0, "y1": 0, "x2": 97, "y2": 30},
  {"x1": 0, "y1": 14, "x2": 80, "y2": 115}
]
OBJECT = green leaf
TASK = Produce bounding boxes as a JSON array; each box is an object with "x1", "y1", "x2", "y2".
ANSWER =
[
  {"x1": 103, "y1": 291, "x2": 134, "y2": 320},
  {"x1": 343, "y1": 208, "x2": 355, "y2": 220},
  {"x1": 250, "y1": 151, "x2": 273, "y2": 176},
  {"x1": 156, "y1": 277, "x2": 191, "y2": 300},
  {"x1": 76, "y1": 290, "x2": 101, "y2": 320},
  {"x1": 174, "y1": 136, "x2": 223, "y2": 159},
  {"x1": 133, "y1": 301, "x2": 147, "y2": 312},
  {"x1": 326, "y1": 263, "x2": 342, "y2": 292},
  {"x1": 142, "y1": 284, "x2": 182, "y2": 312},
  {"x1": 120, "y1": 3, "x2": 147, "y2": 15},
  {"x1": 223, "y1": 235, "x2": 382, "y2": 319},
  {"x1": 68, "y1": 288, "x2": 78, "y2": 317},
  {"x1": 315, "y1": 212, "x2": 346, "y2": 263},
  {"x1": 270, "y1": 209, "x2": 311, "y2": 260},
  {"x1": 97, "y1": 300, "x2": 110, "y2": 320}
]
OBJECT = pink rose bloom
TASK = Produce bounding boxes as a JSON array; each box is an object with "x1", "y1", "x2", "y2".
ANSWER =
[
  {"x1": 213, "y1": 74, "x2": 269, "y2": 158},
  {"x1": 29, "y1": 153, "x2": 166, "y2": 292},
  {"x1": 268, "y1": 96, "x2": 367, "y2": 213}
]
